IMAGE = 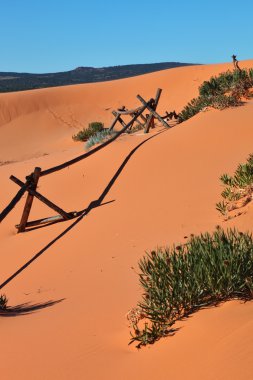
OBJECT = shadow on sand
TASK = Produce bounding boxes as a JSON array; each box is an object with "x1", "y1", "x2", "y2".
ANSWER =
[
  {"x1": 0, "y1": 128, "x2": 168, "y2": 292},
  {"x1": 0, "y1": 298, "x2": 64, "y2": 317}
]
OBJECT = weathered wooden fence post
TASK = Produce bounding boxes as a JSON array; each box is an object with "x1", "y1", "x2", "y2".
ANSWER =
[
  {"x1": 137, "y1": 94, "x2": 170, "y2": 129},
  {"x1": 17, "y1": 167, "x2": 41, "y2": 233},
  {"x1": 144, "y1": 88, "x2": 162, "y2": 133},
  {"x1": 108, "y1": 113, "x2": 120, "y2": 131}
]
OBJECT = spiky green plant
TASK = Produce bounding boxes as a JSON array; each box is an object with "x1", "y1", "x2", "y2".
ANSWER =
[
  {"x1": 220, "y1": 173, "x2": 234, "y2": 186},
  {"x1": 249, "y1": 68, "x2": 253, "y2": 84},
  {"x1": 216, "y1": 200, "x2": 228, "y2": 216},
  {"x1": 129, "y1": 228, "x2": 253, "y2": 348},
  {"x1": 178, "y1": 97, "x2": 210, "y2": 122},
  {"x1": 72, "y1": 121, "x2": 104, "y2": 142},
  {"x1": 221, "y1": 187, "x2": 240, "y2": 201},
  {"x1": 210, "y1": 94, "x2": 242, "y2": 110},
  {"x1": 216, "y1": 154, "x2": 253, "y2": 216},
  {"x1": 85, "y1": 129, "x2": 116, "y2": 149},
  {"x1": 178, "y1": 67, "x2": 253, "y2": 123}
]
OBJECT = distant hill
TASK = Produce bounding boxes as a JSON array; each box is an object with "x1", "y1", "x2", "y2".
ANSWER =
[{"x1": 0, "y1": 62, "x2": 200, "y2": 93}]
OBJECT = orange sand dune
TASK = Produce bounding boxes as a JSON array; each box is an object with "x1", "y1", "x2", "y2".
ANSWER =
[
  {"x1": 0, "y1": 62, "x2": 253, "y2": 380},
  {"x1": 1, "y1": 59, "x2": 253, "y2": 162}
]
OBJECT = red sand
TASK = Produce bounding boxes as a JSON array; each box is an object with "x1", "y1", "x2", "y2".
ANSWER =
[{"x1": 0, "y1": 60, "x2": 253, "y2": 379}]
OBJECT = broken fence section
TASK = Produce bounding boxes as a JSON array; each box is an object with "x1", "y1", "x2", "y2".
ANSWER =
[{"x1": 0, "y1": 89, "x2": 177, "y2": 233}]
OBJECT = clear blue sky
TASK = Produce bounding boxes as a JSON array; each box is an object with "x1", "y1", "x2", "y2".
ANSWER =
[{"x1": 1, "y1": 0, "x2": 253, "y2": 73}]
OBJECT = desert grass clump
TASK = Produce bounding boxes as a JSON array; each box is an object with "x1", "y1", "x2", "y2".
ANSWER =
[
  {"x1": 72, "y1": 121, "x2": 104, "y2": 142},
  {"x1": 216, "y1": 154, "x2": 253, "y2": 217},
  {"x1": 129, "y1": 228, "x2": 253, "y2": 347},
  {"x1": 177, "y1": 97, "x2": 209, "y2": 122},
  {"x1": 85, "y1": 129, "x2": 116, "y2": 149},
  {"x1": 178, "y1": 68, "x2": 253, "y2": 123},
  {"x1": 199, "y1": 69, "x2": 253, "y2": 99},
  {"x1": 0, "y1": 294, "x2": 8, "y2": 310}
]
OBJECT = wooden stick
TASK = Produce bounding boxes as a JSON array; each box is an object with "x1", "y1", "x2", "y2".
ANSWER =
[
  {"x1": 139, "y1": 113, "x2": 148, "y2": 123},
  {"x1": 10, "y1": 175, "x2": 71, "y2": 221},
  {"x1": 115, "y1": 106, "x2": 143, "y2": 115},
  {"x1": 16, "y1": 214, "x2": 66, "y2": 229},
  {"x1": 137, "y1": 94, "x2": 170, "y2": 129},
  {"x1": 144, "y1": 88, "x2": 162, "y2": 133},
  {"x1": 17, "y1": 167, "x2": 41, "y2": 233},
  {"x1": 109, "y1": 113, "x2": 120, "y2": 131},
  {"x1": 16, "y1": 210, "x2": 80, "y2": 229},
  {"x1": 112, "y1": 111, "x2": 127, "y2": 127},
  {"x1": 0, "y1": 182, "x2": 29, "y2": 223},
  {"x1": 131, "y1": 112, "x2": 145, "y2": 127}
]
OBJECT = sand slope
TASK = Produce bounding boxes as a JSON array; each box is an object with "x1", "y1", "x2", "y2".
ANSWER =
[
  {"x1": 1, "y1": 59, "x2": 253, "y2": 162},
  {"x1": 0, "y1": 61, "x2": 253, "y2": 379}
]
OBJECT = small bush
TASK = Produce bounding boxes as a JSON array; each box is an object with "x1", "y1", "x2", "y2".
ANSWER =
[
  {"x1": 178, "y1": 68, "x2": 253, "y2": 123},
  {"x1": 178, "y1": 97, "x2": 208, "y2": 122},
  {"x1": 216, "y1": 154, "x2": 253, "y2": 217},
  {"x1": 85, "y1": 129, "x2": 116, "y2": 149},
  {"x1": 129, "y1": 228, "x2": 253, "y2": 347},
  {"x1": 0, "y1": 294, "x2": 8, "y2": 310},
  {"x1": 72, "y1": 122, "x2": 104, "y2": 142},
  {"x1": 211, "y1": 94, "x2": 242, "y2": 109}
]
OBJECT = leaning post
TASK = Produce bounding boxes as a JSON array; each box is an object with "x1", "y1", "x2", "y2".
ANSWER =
[
  {"x1": 144, "y1": 88, "x2": 162, "y2": 133},
  {"x1": 17, "y1": 167, "x2": 41, "y2": 233}
]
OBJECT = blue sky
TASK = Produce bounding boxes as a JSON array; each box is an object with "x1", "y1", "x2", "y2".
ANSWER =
[{"x1": 1, "y1": 0, "x2": 253, "y2": 73}]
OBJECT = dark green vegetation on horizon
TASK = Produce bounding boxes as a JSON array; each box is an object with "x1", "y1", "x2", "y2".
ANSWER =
[
  {"x1": 0, "y1": 62, "x2": 198, "y2": 93},
  {"x1": 130, "y1": 228, "x2": 253, "y2": 348}
]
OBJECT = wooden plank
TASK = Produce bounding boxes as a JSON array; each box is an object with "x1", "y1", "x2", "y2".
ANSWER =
[
  {"x1": 116, "y1": 106, "x2": 143, "y2": 115},
  {"x1": 0, "y1": 182, "x2": 29, "y2": 223},
  {"x1": 17, "y1": 167, "x2": 41, "y2": 233},
  {"x1": 112, "y1": 111, "x2": 127, "y2": 127},
  {"x1": 144, "y1": 88, "x2": 162, "y2": 133},
  {"x1": 139, "y1": 113, "x2": 148, "y2": 123},
  {"x1": 132, "y1": 112, "x2": 145, "y2": 127},
  {"x1": 109, "y1": 113, "x2": 120, "y2": 131},
  {"x1": 10, "y1": 175, "x2": 71, "y2": 221},
  {"x1": 16, "y1": 214, "x2": 65, "y2": 228},
  {"x1": 16, "y1": 210, "x2": 80, "y2": 229},
  {"x1": 137, "y1": 94, "x2": 170, "y2": 129}
]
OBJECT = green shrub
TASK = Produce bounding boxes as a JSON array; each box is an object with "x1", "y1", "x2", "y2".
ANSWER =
[
  {"x1": 178, "y1": 97, "x2": 210, "y2": 122},
  {"x1": 129, "y1": 228, "x2": 253, "y2": 347},
  {"x1": 0, "y1": 294, "x2": 8, "y2": 310},
  {"x1": 249, "y1": 68, "x2": 253, "y2": 83},
  {"x1": 199, "y1": 69, "x2": 253, "y2": 99},
  {"x1": 216, "y1": 154, "x2": 253, "y2": 217},
  {"x1": 85, "y1": 129, "x2": 116, "y2": 149},
  {"x1": 72, "y1": 121, "x2": 104, "y2": 142},
  {"x1": 178, "y1": 68, "x2": 253, "y2": 123},
  {"x1": 210, "y1": 94, "x2": 242, "y2": 109}
]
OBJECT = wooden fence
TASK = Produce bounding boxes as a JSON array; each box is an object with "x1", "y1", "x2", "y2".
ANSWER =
[{"x1": 0, "y1": 89, "x2": 177, "y2": 233}]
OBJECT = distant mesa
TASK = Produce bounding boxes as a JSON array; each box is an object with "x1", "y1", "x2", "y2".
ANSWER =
[{"x1": 0, "y1": 62, "x2": 200, "y2": 93}]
